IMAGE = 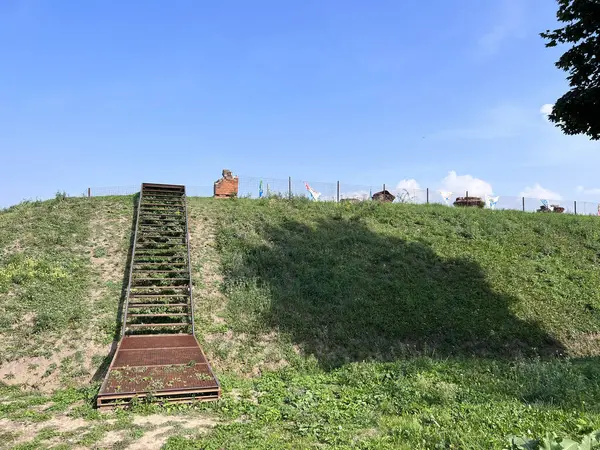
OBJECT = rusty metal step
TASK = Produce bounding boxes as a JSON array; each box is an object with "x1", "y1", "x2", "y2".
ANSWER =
[
  {"x1": 135, "y1": 243, "x2": 186, "y2": 248},
  {"x1": 133, "y1": 256, "x2": 187, "y2": 260},
  {"x1": 133, "y1": 270, "x2": 188, "y2": 274},
  {"x1": 128, "y1": 313, "x2": 189, "y2": 317},
  {"x1": 142, "y1": 187, "x2": 184, "y2": 192},
  {"x1": 140, "y1": 208, "x2": 184, "y2": 212},
  {"x1": 139, "y1": 212, "x2": 183, "y2": 215},
  {"x1": 132, "y1": 286, "x2": 189, "y2": 290},
  {"x1": 128, "y1": 302, "x2": 189, "y2": 306},
  {"x1": 134, "y1": 256, "x2": 187, "y2": 260},
  {"x1": 130, "y1": 294, "x2": 188, "y2": 298},
  {"x1": 139, "y1": 224, "x2": 184, "y2": 228},
  {"x1": 139, "y1": 225, "x2": 184, "y2": 227},
  {"x1": 134, "y1": 251, "x2": 186, "y2": 254},
  {"x1": 132, "y1": 276, "x2": 189, "y2": 280},
  {"x1": 139, "y1": 217, "x2": 184, "y2": 221},
  {"x1": 126, "y1": 323, "x2": 189, "y2": 328},
  {"x1": 137, "y1": 241, "x2": 186, "y2": 246},
  {"x1": 139, "y1": 225, "x2": 185, "y2": 228},
  {"x1": 139, "y1": 217, "x2": 185, "y2": 221},
  {"x1": 133, "y1": 262, "x2": 187, "y2": 266},
  {"x1": 140, "y1": 203, "x2": 184, "y2": 207},
  {"x1": 139, "y1": 212, "x2": 184, "y2": 216},
  {"x1": 134, "y1": 247, "x2": 185, "y2": 251},
  {"x1": 138, "y1": 235, "x2": 185, "y2": 239},
  {"x1": 127, "y1": 303, "x2": 188, "y2": 308}
]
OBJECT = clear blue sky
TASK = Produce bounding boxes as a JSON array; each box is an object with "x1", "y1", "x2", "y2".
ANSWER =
[{"x1": 1, "y1": 0, "x2": 599, "y2": 207}]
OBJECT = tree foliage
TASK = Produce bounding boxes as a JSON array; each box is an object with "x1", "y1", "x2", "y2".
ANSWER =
[{"x1": 541, "y1": 0, "x2": 600, "y2": 140}]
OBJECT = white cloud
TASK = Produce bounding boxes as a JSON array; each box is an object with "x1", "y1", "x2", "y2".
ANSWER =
[
  {"x1": 340, "y1": 190, "x2": 370, "y2": 200},
  {"x1": 519, "y1": 183, "x2": 562, "y2": 200},
  {"x1": 395, "y1": 179, "x2": 421, "y2": 191},
  {"x1": 439, "y1": 171, "x2": 493, "y2": 197},
  {"x1": 576, "y1": 185, "x2": 600, "y2": 196},
  {"x1": 540, "y1": 104, "x2": 553, "y2": 118}
]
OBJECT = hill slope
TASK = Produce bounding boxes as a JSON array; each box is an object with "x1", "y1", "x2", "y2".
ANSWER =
[
  {"x1": 2, "y1": 196, "x2": 600, "y2": 449},
  {"x1": 210, "y1": 198, "x2": 600, "y2": 363}
]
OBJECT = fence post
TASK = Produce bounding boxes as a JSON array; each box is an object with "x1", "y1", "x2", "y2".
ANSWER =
[
  {"x1": 288, "y1": 177, "x2": 292, "y2": 199},
  {"x1": 88, "y1": 187, "x2": 91, "y2": 198},
  {"x1": 522, "y1": 197, "x2": 525, "y2": 212},
  {"x1": 574, "y1": 200, "x2": 577, "y2": 215},
  {"x1": 336, "y1": 181, "x2": 340, "y2": 202},
  {"x1": 466, "y1": 190, "x2": 469, "y2": 198},
  {"x1": 383, "y1": 183, "x2": 386, "y2": 192},
  {"x1": 426, "y1": 188, "x2": 429, "y2": 204}
]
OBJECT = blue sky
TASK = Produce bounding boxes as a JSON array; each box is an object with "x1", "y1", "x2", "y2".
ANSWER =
[{"x1": 1, "y1": 0, "x2": 599, "y2": 207}]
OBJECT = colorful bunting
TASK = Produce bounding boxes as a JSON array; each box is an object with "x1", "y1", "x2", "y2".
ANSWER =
[
  {"x1": 304, "y1": 182, "x2": 321, "y2": 201},
  {"x1": 439, "y1": 191, "x2": 453, "y2": 206},
  {"x1": 485, "y1": 195, "x2": 499, "y2": 210}
]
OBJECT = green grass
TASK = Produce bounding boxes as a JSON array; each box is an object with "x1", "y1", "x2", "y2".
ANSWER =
[
  {"x1": 179, "y1": 197, "x2": 600, "y2": 449},
  {"x1": 0, "y1": 196, "x2": 94, "y2": 361},
  {"x1": 4, "y1": 195, "x2": 600, "y2": 448},
  {"x1": 215, "y1": 198, "x2": 600, "y2": 362},
  {"x1": 0, "y1": 194, "x2": 133, "y2": 369}
]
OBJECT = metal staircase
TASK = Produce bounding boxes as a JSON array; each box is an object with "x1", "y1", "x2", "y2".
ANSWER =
[
  {"x1": 97, "y1": 183, "x2": 220, "y2": 409},
  {"x1": 124, "y1": 183, "x2": 193, "y2": 333}
]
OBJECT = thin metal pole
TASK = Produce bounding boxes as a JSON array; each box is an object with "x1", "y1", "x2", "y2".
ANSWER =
[
  {"x1": 574, "y1": 200, "x2": 577, "y2": 215},
  {"x1": 121, "y1": 187, "x2": 142, "y2": 338},
  {"x1": 383, "y1": 184, "x2": 386, "y2": 193},
  {"x1": 288, "y1": 177, "x2": 292, "y2": 199},
  {"x1": 336, "y1": 181, "x2": 340, "y2": 202},
  {"x1": 466, "y1": 190, "x2": 469, "y2": 198},
  {"x1": 522, "y1": 197, "x2": 525, "y2": 212},
  {"x1": 426, "y1": 188, "x2": 429, "y2": 204},
  {"x1": 183, "y1": 188, "x2": 195, "y2": 336},
  {"x1": 88, "y1": 187, "x2": 91, "y2": 198}
]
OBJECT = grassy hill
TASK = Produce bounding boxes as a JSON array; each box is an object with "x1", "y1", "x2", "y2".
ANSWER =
[{"x1": 2, "y1": 195, "x2": 600, "y2": 449}]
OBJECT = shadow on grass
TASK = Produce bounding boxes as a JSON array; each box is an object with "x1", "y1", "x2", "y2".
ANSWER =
[
  {"x1": 92, "y1": 193, "x2": 139, "y2": 383},
  {"x1": 222, "y1": 213, "x2": 564, "y2": 369}
]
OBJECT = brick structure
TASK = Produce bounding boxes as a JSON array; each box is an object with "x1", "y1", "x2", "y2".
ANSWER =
[{"x1": 214, "y1": 169, "x2": 239, "y2": 198}]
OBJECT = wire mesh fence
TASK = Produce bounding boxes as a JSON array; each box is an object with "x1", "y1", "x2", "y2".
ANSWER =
[
  {"x1": 86, "y1": 186, "x2": 139, "y2": 197},
  {"x1": 82, "y1": 176, "x2": 600, "y2": 217}
]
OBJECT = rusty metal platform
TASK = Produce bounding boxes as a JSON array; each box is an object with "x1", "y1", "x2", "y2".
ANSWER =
[
  {"x1": 97, "y1": 335, "x2": 219, "y2": 408},
  {"x1": 97, "y1": 183, "x2": 220, "y2": 409}
]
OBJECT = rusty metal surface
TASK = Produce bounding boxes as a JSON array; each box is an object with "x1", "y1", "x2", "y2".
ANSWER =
[
  {"x1": 113, "y1": 348, "x2": 206, "y2": 367},
  {"x1": 99, "y1": 335, "x2": 218, "y2": 397},
  {"x1": 113, "y1": 335, "x2": 208, "y2": 367},
  {"x1": 120, "y1": 335, "x2": 198, "y2": 349},
  {"x1": 102, "y1": 364, "x2": 217, "y2": 395},
  {"x1": 97, "y1": 183, "x2": 220, "y2": 408}
]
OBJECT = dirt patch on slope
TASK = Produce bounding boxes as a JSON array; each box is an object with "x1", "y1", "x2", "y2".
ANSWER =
[
  {"x1": 132, "y1": 414, "x2": 218, "y2": 429},
  {"x1": 126, "y1": 426, "x2": 174, "y2": 450},
  {"x1": 0, "y1": 338, "x2": 110, "y2": 391},
  {"x1": 126, "y1": 415, "x2": 216, "y2": 450},
  {"x1": 97, "y1": 430, "x2": 128, "y2": 448},
  {"x1": 0, "y1": 416, "x2": 88, "y2": 446}
]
